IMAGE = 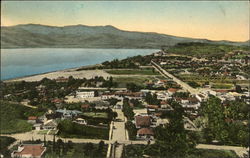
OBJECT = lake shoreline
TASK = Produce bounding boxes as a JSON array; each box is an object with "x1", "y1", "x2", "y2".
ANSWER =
[
  {"x1": 1, "y1": 48, "x2": 158, "y2": 82},
  {"x1": 3, "y1": 64, "x2": 104, "y2": 82}
]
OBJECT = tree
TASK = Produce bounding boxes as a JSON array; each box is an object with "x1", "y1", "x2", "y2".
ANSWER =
[
  {"x1": 57, "y1": 139, "x2": 64, "y2": 155},
  {"x1": 94, "y1": 90, "x2": 98, "y2": 97},
  {"x1": 98, "y1": 140, "x2": 105, "y2": 153},
  {"x1": 155, "y1": 101, "x2": 196, "y2": 157},
  {"x1": 122, "y1": 99, "x2": 134, "y2": 120},
  {"x1": 125, "y1": 121, "x2": 137, "y2": 140},
  {"x1": 235, "y1": 85, "x2": 243, "y2": 93},
  {"x1": 84, "y1": 143, "x2": 94, "y2": 156},
  {"x1": 145, "y1": 92, "x2": 160, "y2": 105},
  {"x1": 126, "y1": 83, "x2": 142, "y2": 92},
  {"x1": 200, "y1": 96, "x2": 226, "y2": 141}
]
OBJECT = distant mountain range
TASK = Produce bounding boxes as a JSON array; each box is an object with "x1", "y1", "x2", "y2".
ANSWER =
[{"x1": 1, "y1": 24, "x2": 249, "y2": 49}]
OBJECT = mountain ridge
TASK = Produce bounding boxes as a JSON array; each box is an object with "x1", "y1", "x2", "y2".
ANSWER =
[{"x1": 1, "y1": 24, "x2": 249, "y2": 49}]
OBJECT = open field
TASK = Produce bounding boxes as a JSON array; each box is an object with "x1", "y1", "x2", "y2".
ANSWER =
[
  {"x1": 105, "y1": 69, "x2": 159, "y2": 75},
  {"x1": 113, "y1": 76, "x2": 156, "y2": 88},
  {"x1": 176, "y1": 73, "x2": 248, "y2": 89},
  {"x1": 82, "y1": 112, "x2": 108, "y2": 119}
]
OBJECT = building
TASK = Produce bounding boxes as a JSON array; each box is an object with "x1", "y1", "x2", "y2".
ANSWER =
[
  {"x1": 74, "y1": 118, "x2": 87, "y2": 125},
  {"x1": 33, "y1": 124, "x2": 43, "y2": 131},
  {"x1": 27, "y1": 116, "x2": 38, "y2": 124},
  {"x1": 43, "y1": 120, "x2": 57, "y2": 130},
  {"x1": 136, "y1": 128, "x2": 154, "y2": 139},
  {"x1": 135, "y1": 115, "x2": 151, "y2": 129},
  {"x1": 167, "y1": 88, "x2": 178, "y2": 95},
  {"x1": 56, "y1": 109, "x2": 82, "y2": 119},
  {"x1": 147, "y1": 105, "x2": 159, "y2": 113},
  {"x1": 76, "y1": 91, "x2": 95, "y2": 98},
  {"x1": 11, "y1": 144, "x2": 46, "y2": 158},
  {"x1": 101, "y1": 93, "x2": 116, "y2": 100}
]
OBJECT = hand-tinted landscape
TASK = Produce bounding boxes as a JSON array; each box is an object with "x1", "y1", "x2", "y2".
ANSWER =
[{"x1": 0, "y1": 1, "x2": 249, "y2": 158}]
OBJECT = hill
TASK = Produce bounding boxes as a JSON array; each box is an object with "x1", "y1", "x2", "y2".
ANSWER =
[
  {"x1": 1, "y1": 24, "x2": 248, "y2": 49},
  {"x1": 0, "y1": 100, "x2": 44, "y2": 134}
]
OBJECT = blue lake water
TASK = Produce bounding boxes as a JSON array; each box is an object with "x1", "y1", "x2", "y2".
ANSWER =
[{"x1": 1, "y1": 48, "x2": 158, "y2": 80}]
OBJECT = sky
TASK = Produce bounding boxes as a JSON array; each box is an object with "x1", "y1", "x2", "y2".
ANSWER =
[{"x1": 1, "y1": 1, "x2": 249, "y2": 42}]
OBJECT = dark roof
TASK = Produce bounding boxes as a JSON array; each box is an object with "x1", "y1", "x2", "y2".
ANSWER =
[
  {"x1": 137, "y1": 128, "x2": 154, "y2": 135},
  {"x1": 135, "y1": 116, "x2": 151, "y2": 127}
]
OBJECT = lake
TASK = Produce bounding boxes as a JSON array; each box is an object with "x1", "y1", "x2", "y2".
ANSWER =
[{"x1": 1, "y1": 48, "x2": 158, "y2": 80}]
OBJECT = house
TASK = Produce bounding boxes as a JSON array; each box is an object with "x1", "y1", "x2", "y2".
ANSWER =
[
  {"x1": 156, "y1": 118, "x2": 169, "y2": 127},
  {"x1": 156, "y1": 92, "x2": 169, "y2": 100},
  {"x1": 147, "y1": 105, "x2": 159, "y2": 113},
  {"x1": 11, "y1": 144, "x2": 46, "y2": 158},
  {"x1": 92, "y1": 100, "x2": 110, "y2": 109},
  {"x1": 43, "y1": 120, "x2": 57, "y2": 130},
  {"x1": 154, "y1": 80, "x2": 165, "y2": 87},
  {"x1": 101, "y1": 93, "x2": 116, "y2": 100},
  {"x1": 74, "y1": 118, "x2": 87, "y2": 125},
  {"x1": 76, "y1": 91, "x2": 95, "y2": 98},
  {"x1": 160, "y1": 101, "x2": 172, "y2": 110},
  {"x1": 114, "y1": 91, "x2": 143, "y2": 100},
  {"x1": 51, "y1": 98, "x2": 63, "y2": 108},
  {"x1": 33, "y1": 124, "x2": 43, "y2": 131},
  {"x1": 28, "y1": 116, "x2": 38, "y2": 124},
  {"x1": 136, "y1": 128, "x2": 154, "y2": 139},
  {"x1": 176, "y1": 97, "x2": 200, "y2": 110},
  {"x1": 56, "y1": 109, "x2": 82, "y2": 119},
  {"x1": 167, "y1": 88, "x2": 178, "y2": 95},
  {"x1": 135, "y1": 115, "x2": 151, "y2": 129}
]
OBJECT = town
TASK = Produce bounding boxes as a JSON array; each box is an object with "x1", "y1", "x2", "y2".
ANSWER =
[{"x1": 0, "y1": 43, "x2": 249, "y2": 158}]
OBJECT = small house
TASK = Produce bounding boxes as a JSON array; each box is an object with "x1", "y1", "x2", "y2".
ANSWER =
[
  {"x1": 11, "y1": 144, "x2": 46, "y2": 158},
  {"x1": 136, "y1": 128, "x2": 154, "y2": 140}
]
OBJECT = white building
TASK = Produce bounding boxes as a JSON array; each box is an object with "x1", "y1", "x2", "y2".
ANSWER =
[
  {"x1": 74, "y1": 118, "x2": 87, "y2": 125},
  {"x1": 76, "y1": 91, "x2": 95, "y2": 98}
]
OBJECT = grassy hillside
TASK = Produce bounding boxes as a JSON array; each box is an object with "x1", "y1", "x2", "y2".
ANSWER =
[
  {"x1": 1, "y1": 24, "x2": 248, "y2": 49},
  {"x1": 0, "y1": 100, "x2": 44, "y2": 134}
]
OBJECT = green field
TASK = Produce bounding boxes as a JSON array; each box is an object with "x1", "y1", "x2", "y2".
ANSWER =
[
  {"x1": 113, "y1": 76, "x2": 155, "y2": 88},
  {"x1": 123, "y1": 144, "x2": 239, "y2": 158},
  {"x1": 82, "y1": 112, "x2": 108, "y2": 118},
  {"x1": 58, "y1": 120, "x2": 109, "y2": 139},
  {"x1": 44, "y1": 141, "x2": 107, "y2": 158},
  {"x1": 0, "y1": 100, "x2": 34, "y2": 134},
  {"x1": 105, "y1": 69, "x2": 159, "y2": 75},
  {"x1": 176, "y1": 74, "x2": 238, "y2": 89}
]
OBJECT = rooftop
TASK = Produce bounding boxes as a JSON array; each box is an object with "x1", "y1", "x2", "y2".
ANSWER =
[
  {"x1": 13, "y1": 144, "x2": 46, "y2": 157},
  {"x1": 137, "y1": 128, "x2": 154, "y2": 135},
  {"x1": 135, "y1": 116, "x2": 151, "y2": 127}
]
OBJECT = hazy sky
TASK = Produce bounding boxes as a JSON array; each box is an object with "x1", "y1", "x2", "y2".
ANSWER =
[{"x1": 1, "y1": 1, "x2": 249, "y2": 41}]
